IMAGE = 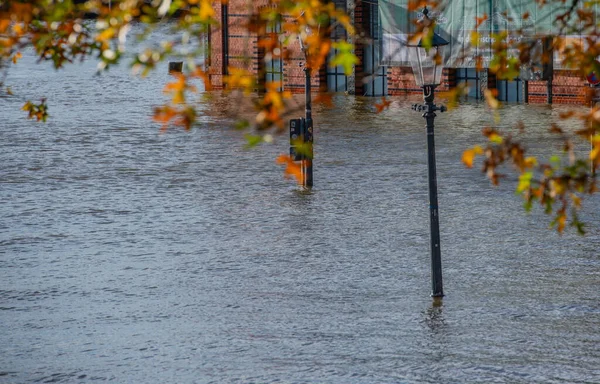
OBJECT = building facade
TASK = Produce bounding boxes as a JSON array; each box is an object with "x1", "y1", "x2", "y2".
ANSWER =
[{"x1": 208, "y1": 0, "x2": 594, "y2": 104}]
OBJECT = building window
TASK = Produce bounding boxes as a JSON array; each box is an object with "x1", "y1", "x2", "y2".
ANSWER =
[
  {"x1": 497, "y1": 78, "x2": 523, "y2": 102},
  {"x1": 265, "y1": 19, "x2": 283, "y2": 91},
  {"x1": 327, "y1": 0, "x2": 348, "y2": 92},
  {"x1": 363, "y1": 0, "x2": 387, "y2": 96},
  {"x1": 456, "y1": 68, "x2": 482, "y2": 99}
]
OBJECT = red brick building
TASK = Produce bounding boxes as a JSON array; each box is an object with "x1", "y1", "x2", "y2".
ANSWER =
[{"x1": 207, "y1": 0, "x2": 594, "y2": 104}]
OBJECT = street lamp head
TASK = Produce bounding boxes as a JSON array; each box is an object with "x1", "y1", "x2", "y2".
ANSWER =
[{"x1": 407, "y1": 7, "x2": 449, "y2": 88}]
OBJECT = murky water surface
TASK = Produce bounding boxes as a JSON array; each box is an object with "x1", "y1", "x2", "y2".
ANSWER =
[{"x1": 2, "y1": 25, "x2": 600, "y2": 383}]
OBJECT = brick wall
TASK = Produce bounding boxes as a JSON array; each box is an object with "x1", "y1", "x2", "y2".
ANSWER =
[
  {"x1": 387, "y1": 67, "x2": 455, "y2": 95},
  {"x1": 528, "y1": 70, "x2": 587, "y2": 104},
  {"x1": 209, "y1": 1, "x2": 326, "y2": 93}
]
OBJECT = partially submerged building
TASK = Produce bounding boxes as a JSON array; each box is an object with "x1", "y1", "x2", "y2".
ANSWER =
[{"x1": 207, "y1": 0, "x2": 599, "y2": 104}]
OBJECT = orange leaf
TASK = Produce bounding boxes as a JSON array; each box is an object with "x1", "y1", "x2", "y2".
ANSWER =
[
  {"x1": 12, "y1": 52, "x2": 22, "y2": 64},
  {"x1": 374, "y1": 97, "x2": 391, "y2": 113},
  {"x1": 0, "y1": 19, "x2": 10, "y2": 34},
  {"x1": 313, "y1": 93, "x2": 333, "y2": 108},
  {"x1": 276, "y1": 154, "x2": 302, "y2": 183},
  {"x1": 557, "y1": 212, "x2": 566, "y2": 233},
  {"x1": 475, "y1": 14, "x2": 488, "y2": 28}
]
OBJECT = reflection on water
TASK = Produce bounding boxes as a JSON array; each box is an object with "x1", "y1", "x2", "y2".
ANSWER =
[
  {"x1": 425, "y1": 298, "x2": 445, "y2": 333},
  {"x1": 1, "y1": 29, "x2": 600, "y2": 383}
]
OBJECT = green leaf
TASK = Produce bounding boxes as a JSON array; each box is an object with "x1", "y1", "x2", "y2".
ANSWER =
[
  {"x1": 235, "y1": 119, "x2": 250, "y2": 130},
  {"x1": 291, "y1": 139, "x2": 313, "y2": 159},
  {"x1": 244, "y1": 134, "x2": 263, "y2": 148},
  {"x1": 550, "y1": 155, "x2": 561, "y2": 166},
  {"x1": 329, "y1": 41, "x2": 359, "y2": 76}
]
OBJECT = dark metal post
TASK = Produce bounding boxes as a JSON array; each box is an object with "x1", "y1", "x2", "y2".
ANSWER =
[
  {"x1": 221, "y1": 3, "x2": 229, "y2": 78},
  {"x1": 543, "y1": 37, "x2": 554, "y2": 104},
  {"x1": 413, "y1": 85, "x2": 445, "y2": 297},
  {"x1": 304, "y1": 67, "x2": 313, "y2": 188}
]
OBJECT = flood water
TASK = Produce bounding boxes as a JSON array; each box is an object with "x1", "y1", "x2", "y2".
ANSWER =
[{"x1": 2, "y1": 25, "x2": 600, "y2": 383}]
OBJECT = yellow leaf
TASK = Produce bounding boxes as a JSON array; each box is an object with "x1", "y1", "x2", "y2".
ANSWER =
[
  {"x1": 524, "y1": 156, "x2": 537, "y2": 169},
  {"x1": 199, "y1": 0, "x2": 215, "y2": 21},
  {"x1": 516, "y1": 172, "x2": 533, "y2": 194},
  {"x1": 462, "y1": 145, "x2": 483, "y2": 168},
  {"x1": 470, "y1": 31, "x2": 480, "y2": 47},
  {"x1": 550, "y1": 179, "x2": 565, "y2": 197},
  {"x1": 96, "y1": 27, "x2": 116, "y2": 42},
  {"x1": 489, "y1": 133, "x2": 503, "y2": 144},
  {"x1": 224, "y1": 67, "x2": 254, "y2": 94},
  {"x1": 484, "y1": 89, "x2": 500, "y2": 110},
  {"x1": 590, "y1": 135, "x2": 600, "y2": 163}
]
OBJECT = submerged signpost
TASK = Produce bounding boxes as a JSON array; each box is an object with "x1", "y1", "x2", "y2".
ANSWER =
[
  {"x1": 290, "y1": 26, "x2": 314, "y2": 189},
  {"x1": 288, "y1": 73, "x2": 314, "y2": 188}
]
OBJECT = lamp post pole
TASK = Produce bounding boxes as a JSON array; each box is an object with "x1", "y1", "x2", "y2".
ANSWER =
[
  {"x1": 413, "y1": 85, "x2": 446, "y2": 297},
  {"x1": 304, "y1": 66, "x2": 313, "y2": 187}
]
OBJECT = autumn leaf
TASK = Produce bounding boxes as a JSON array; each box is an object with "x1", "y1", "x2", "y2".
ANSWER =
[
  {"x1": 470, "y1": 31, "x2": 480, "y2": 47},
  {"x1": 190, "y1": 68, "x2": 211, "y2": 91},
  {"x1": 198, "y1": 0, "x2": 215, "y2": 21},
  {"x1": 153, "y1": 105, "x2": 177, "y2": 132},
  {"x1": 559, "y1": 111, "x2": 576, "y2": 119},
  {"x1": 224, "y1": 68, "x2": 255, "y2": 94},
  {"x1": 313, "y1": 93, "x2": 333, "y2": 108},
  {"x1": 484, "y1": 89, "x2": 500, "y2": 110},
  {"x1": 374, "y1": 97, "x2": 391, "y2": 113},
  {"x1": 437, "y1": 84, "x2": 466, "y2": 110},
  {"x1": 488, "y1": 133, "x2": 503, "y2": 144},
  {"x1": 590, "y1": 134, "x2": 600, "y2": 166},
  {"x1": 276, "y1": 154, "x2": 302, "y2": 183},
  {"x1": 551, "y1": 210, "x2": 567, "y2": 234},
  {"x1": 516, "y1": 172, "x2": 533, "y2": 194},
  {"x1": 21, "y1": 99, "x2": 49, "y2": 122},
  {"x1": 462, "y1": 145, "x2": 483, "y2": 168},
  {"x1": 475, "y1": 14, "x2": 488, "y2": 28},
  {"x1": 0, "y1": 19, "x2": 10, "y2": 34},
  {"x1": 524, "y1": 156, "x2": 538, "y2": 169},
  {"x1": 12, "y1": 52, "x2": 22, "y2": 64}
]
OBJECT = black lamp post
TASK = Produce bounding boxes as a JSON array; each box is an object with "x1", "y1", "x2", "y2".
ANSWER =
[{"x1": 407, "y1": 7, "x2": 449, "y2": 298}]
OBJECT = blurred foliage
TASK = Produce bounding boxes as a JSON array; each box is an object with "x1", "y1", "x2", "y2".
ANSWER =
[{"x1": 1, "y1": 0, "x2": 599, "y2": 233}]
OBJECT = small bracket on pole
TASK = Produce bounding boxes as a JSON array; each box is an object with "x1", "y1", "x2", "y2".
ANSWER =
[{"x1": 412, "y1": 104, "x2": 446, "y2": 113}]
